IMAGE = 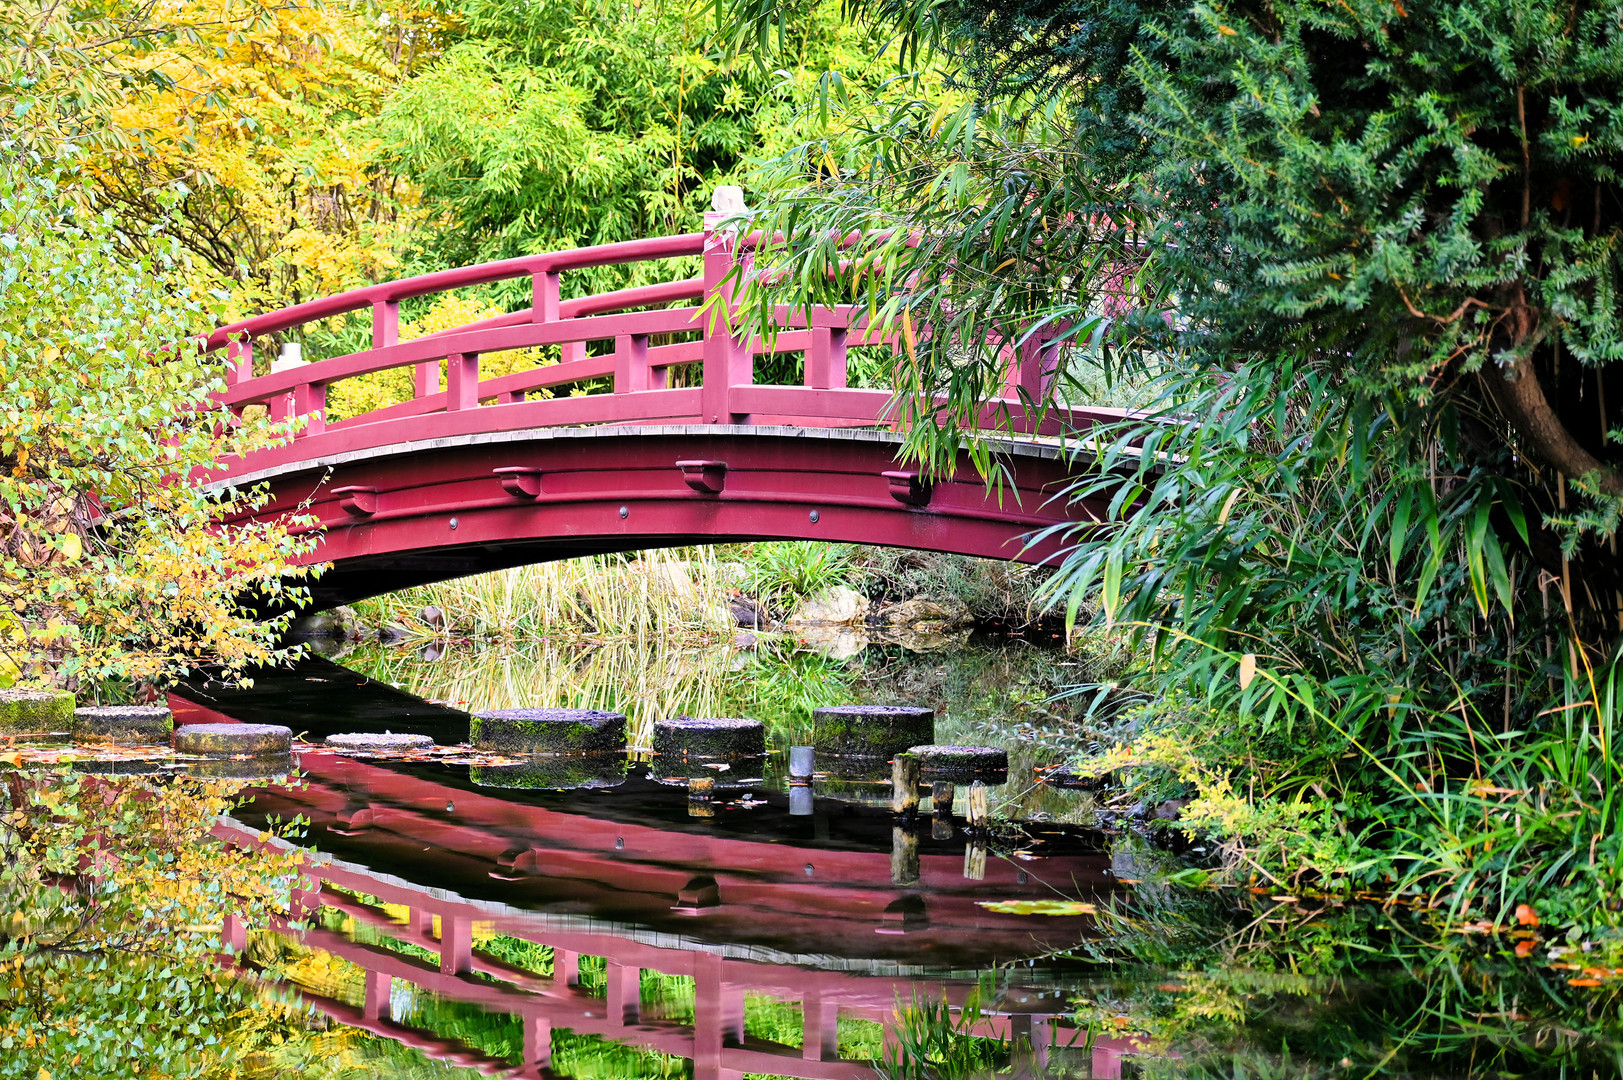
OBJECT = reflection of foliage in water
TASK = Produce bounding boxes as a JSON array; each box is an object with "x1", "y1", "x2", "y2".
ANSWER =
[
  {"x1": 1032, "y1": 882, "x2": 1623, "y2": 1078},
  {"x1": 0, "y1": 768, "x2": 319, "y2": 1078}
]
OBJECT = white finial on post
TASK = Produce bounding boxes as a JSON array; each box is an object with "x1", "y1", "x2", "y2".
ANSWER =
[
  {"x1": 272, "y1": 342, "x2": 305, "y2": 371},
  {"x1": 710, "y1": 185, "x2": 747, "y2": 215}
]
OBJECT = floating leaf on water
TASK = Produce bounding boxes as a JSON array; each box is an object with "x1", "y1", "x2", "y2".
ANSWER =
[{"x1": 976, "y1": 900, "x2": 1097, "y2": 916}]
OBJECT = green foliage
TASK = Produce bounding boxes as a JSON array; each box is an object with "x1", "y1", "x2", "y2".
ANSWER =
[
  {"x1": 745, "y1": 541, "x2": 859, "y2": 611},
  {"x1": 0, "y1": 162, "x2": 316, "y2": 690},
  {"x1": 714, "y1": 0, "x2": 1623, "y2": 932},
  {"x1": 377, "y1": 0, "x2": 906, "y2": 296}
]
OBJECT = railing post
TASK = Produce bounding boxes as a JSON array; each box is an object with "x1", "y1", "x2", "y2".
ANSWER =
[
  {"x1": 446, "y1": 353, "x2": 480, "y2": 411},
  {"x1": 415, "y1": 359, "x2": 439, "y2": 398},
  {"x1": 604, "y1": 961, "x2": 640, "y2": 1026},
  {"x1": 702, "y1": 189, "x2": 751, "y2": 424},
  {"x1": 522, "y1": 1015, "x2": 552, "y2": 1070},
  {"x1": 371, "y1": 300, "x2": 399, "y2": 349},
  {"x1": 226, "y1": 337, "x2": 253, "y2": 387},
  {"x1": 614, "y1": 334, "x2": 649, "y2": 394},
  {"x1": 801, "y1": 990, "x2": 838, "y2": 1061},
  {"x1": 295, "y1": 381, "x2": 327, "y2": 437},
  {"x1": 807, "y1": 314, "x2": 848, "y2": 390},
  {"x1": 533, "y1": 270, "x2": 560, "y2": 322},
  {"x1": 552, "y1": 948, "x2": 579, "y2": 987},
  {"x1": 1012, "y1": 333, "x2": 1059, "y2": 408}
]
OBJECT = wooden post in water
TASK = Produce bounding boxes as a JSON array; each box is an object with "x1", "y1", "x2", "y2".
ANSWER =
[
  {"x1": 890, "y1": 753, "x2": 920, "y2": 816},
  {"x1": 964, "y1": 842, "x2": 987, "y2": 880},
  {"x1": 966, "y1": 780, "x2": 989, "y2": 832},
  {"x1": 931, "y1": 781, "x2": 955, "y2": 840},
  {"x1": 891, "y1": 825, "x2": 920, "y2": 886}
]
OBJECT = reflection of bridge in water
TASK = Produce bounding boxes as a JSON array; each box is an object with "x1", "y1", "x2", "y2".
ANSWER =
[{"x1": 183, "y1": 683, "x2": 1150, "y2": 1078}]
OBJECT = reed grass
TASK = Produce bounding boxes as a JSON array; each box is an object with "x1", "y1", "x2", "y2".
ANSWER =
[{"x1": 353, "y1": 548, "x2": 737, "y2": 643}]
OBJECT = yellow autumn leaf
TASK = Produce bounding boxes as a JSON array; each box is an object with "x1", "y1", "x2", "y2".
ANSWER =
[
  {"x1": 59, "y1": 533, "x2": 82, "y2": 562},
  {"x1": 1239, "y1": 653, "x2": 1258, "y2": 689}
]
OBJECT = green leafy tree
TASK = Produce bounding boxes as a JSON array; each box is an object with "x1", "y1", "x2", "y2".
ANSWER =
[
  {"x1": 377, "y1": 0, "x2": 908, "y2": 290},
  {"x1": 714, "y1": 0, "x2": 1623, "y2": 928},
  {"x1": 0, "y1": 161, "x2": 316, "y2": 691}
]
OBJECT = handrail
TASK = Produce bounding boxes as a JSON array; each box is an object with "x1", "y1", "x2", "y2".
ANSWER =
[
  {"x1": 205, "y1": 233, "x2": 706, "y2": 349},
  {"x1": 206, "y1": 217, "x2": 1082, "y2": 461}
]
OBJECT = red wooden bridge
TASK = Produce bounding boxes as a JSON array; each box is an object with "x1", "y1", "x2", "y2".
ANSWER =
[{"x1": 206, "y1": 198, "x2": 1118, "y2": 605}]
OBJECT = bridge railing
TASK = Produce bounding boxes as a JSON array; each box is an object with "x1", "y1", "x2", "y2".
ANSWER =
[{"x1": 206, "y1": 209, "x2": 1095, "y2": 463}]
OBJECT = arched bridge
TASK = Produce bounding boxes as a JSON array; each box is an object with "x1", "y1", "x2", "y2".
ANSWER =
[{"x1": 208, "y1": 208, "x2": 1116, "y2": 606}]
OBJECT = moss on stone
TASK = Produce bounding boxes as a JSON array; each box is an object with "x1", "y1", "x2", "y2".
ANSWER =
[
  {"x1": 0, "y1": 688, "x2": 75, "y2": 739},
  {"x1": 469, "y1": 709, "x2": 626, "y2": 755},
  {"x1": 652, "y1": 717, "x2": 765, "y2": 761},
  {"x1": 471, "y1": 757, "x2": 627, "y2": 791},
  {"x1": 173, "y1": 723, "x2": 293, "y2": 757},
  {"x1": 73, "y1": 705, "x2": 173, "y2": 746},
  {"x1": 906, "y1": 744, "x2": 1009, "y2": 783},
  {"x1": 811, "y1": 705, "x2": 934, "y2": 758}
]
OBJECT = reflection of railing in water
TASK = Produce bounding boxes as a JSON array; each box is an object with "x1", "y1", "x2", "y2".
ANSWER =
[
  {"x1": 219, "y1": 824, "x2": 1148, "y2": 1080},
  {"x1": 209, "y1": 750, "x2": 1155, "y2": 1078},
  {"x1": 244, "y1": 750, "x2": 1111, "y2": 966}
]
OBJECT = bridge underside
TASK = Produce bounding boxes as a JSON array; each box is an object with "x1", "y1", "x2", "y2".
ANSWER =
[{"x1": 218, "y1": 425, "x2": 1101, "y2": 609}]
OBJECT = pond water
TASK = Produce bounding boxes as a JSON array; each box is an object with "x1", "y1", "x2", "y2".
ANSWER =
[{"x1": 163, "y1": 634, "x2": 1621, "y2": 1077}]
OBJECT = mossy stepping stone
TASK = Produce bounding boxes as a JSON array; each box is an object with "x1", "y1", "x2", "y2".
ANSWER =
[
  {"x1": 74, "y1": 705, "x2": 173, "y2": 746},
  {"x1": 325, "y1": 732, "x2": 434, "y2": 753},
  {"x1": 0, "y1": 688, "x2": 74, "y2": 739},
  {"x1": 471, "y1": 757, "x2": 627, "y2": 791},
  {"x1": 187, "y1": 754, "x2": 297, "y2": 781},
  {"x1": 811, "y1": 704, "x2": 934, "y2": 758},
  {"x1": 653, "y1": 717, "x2": 765, "y2": 761},
  {"x1": 906, "y1": 744, "x2": 1009, "y2": 783},
  {"x1": 174, "y1": 723, "x2": 293, "y2": 757},
  {"x1": 469, "y1": 709, "x2": 626, "y2": 754}
]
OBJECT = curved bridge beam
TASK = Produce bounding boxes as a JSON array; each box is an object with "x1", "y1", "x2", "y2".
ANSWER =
[{"x1": 219, "y1": 425, "x2": 1094, "y2": 608}]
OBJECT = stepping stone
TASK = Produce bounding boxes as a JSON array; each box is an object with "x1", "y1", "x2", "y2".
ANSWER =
[
  {"x1": 469, "y1": 709, "x2": 626, "y2": 755},
  {"x1": 325, "y1": 732, "x2": 434, "y2": 753},
  {"x1": 471, "y1": 758, "x2": 627, "y2": 791},
  {"x1": 187, "y1": 754, "x2": 297, "y2": 781},
  {"x1": 653, "y1": 717, "x2": 765, "y2": 761},
  {"x1": 174, "y1": 723, "x2": 293, "y2": 757},
  {"x1": 811, "y1": 704, "x2": 934, "y2": 758},
  {"x1": 905, "y1": 744, "x2": 1009, "y2": 783},
  {"x1": 0, "y1": 688, "x2": 74, "y2": 739},
  {"x1": 74, "y1": 705, "x2": 173, "y2": 746}
]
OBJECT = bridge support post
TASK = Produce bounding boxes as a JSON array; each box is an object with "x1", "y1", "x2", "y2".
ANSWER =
[
  {"x1": 693, "y1": 952, "x2": 744, "y2": 1080},
  {"x1": 702, "y1": 213, "x2": 750, "y2": 424}
]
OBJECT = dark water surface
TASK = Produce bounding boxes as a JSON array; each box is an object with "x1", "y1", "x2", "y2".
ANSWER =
[{"x1": 183, "y1": 636, "x2": 1622, "y2": 1078}]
